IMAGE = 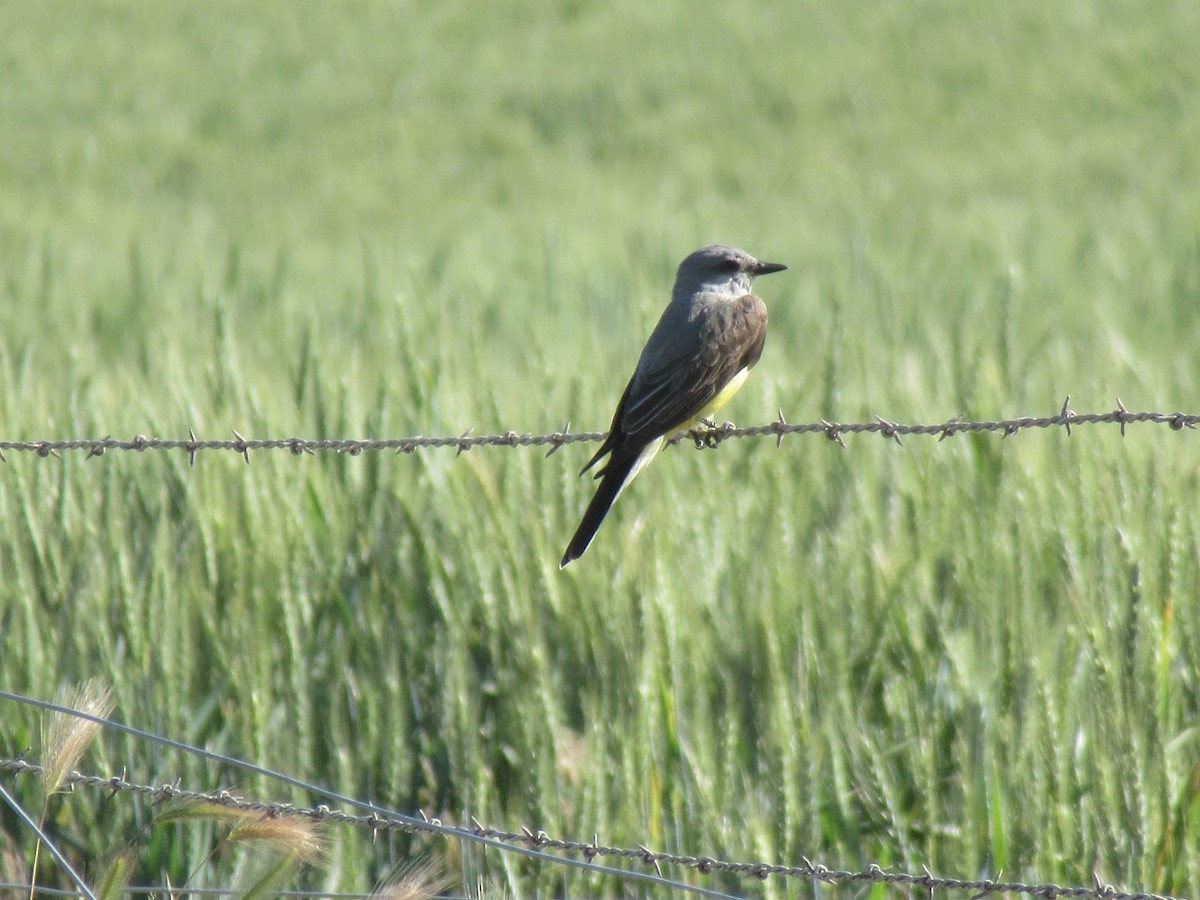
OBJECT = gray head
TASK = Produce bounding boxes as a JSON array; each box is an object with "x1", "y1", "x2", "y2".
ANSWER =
[{"x1": 674, "y1": 244, "x2": 788, "y2": 299}]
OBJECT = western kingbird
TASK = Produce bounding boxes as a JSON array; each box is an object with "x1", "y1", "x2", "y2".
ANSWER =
[{"x1": 561, "y1": 244, "x2": 787, "y2": 567}]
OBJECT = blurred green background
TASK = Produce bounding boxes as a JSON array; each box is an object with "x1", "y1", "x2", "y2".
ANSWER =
[{"x1": 2, "y1": 2, "x2": 1199, "y2": 897}]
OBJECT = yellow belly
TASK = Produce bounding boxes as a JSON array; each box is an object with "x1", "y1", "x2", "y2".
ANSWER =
[
  {"x1": 668, "y1": 367, "x2": 750, "y2": 438},
  {"x1": 612, "y1": 367, "x2": 753, "y2": 506}
]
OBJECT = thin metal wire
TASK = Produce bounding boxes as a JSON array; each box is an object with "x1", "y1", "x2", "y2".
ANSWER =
[
  {"x1": 0, "y1": 399, "x2": 1193, "y2": 464},
  {"x1": 0, "y1": 780, "x2": 98, "y2": 900},
  {"x1": 0, "y1": 691, "x2": 738, "y2": 900},
  {"x1": 0, "y1": 757, "x2": 1181, "y2": 900},
  {"x1": 0, "y1": 884, "x2": 477, "y2": 899}
]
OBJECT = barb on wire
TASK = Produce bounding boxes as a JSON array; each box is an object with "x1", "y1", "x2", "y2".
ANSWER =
[
  {"x1": 0, "y1": 757, "x2": 1182, "y2": 900},
  {"x1": 0, "y1": 399, "x2": 1194, "y2": 462},
  {"x1": 0, "y1": 885, "x2": 473, "y2": 899}
]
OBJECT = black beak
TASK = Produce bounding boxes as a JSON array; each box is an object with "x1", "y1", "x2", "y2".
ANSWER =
[{"x1": 752, "y1": 260, "x2": 787, "y2": 277}]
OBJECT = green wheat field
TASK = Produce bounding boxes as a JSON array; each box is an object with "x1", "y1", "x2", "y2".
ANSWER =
[{"x1": 2, "y1": 2, "x2": 1199, "y2": 897}]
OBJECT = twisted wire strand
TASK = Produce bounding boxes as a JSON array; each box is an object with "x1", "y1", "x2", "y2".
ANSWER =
[
  {"x1": 0, "y1": 399, "x2": 1194, "y2": 464},
  {"x1": 0, "y1": 757, "x2": 1179, "y2": 900}
]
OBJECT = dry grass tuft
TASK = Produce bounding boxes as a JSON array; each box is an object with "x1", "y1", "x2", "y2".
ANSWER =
[
  {"x1": 41, "y1": 679, "x2": 114, "y2": 797},
  {"x1": 227, "y1": 814, "x2": 326, "y2": 864},
  {"x1": 372, "y1": 858, "x2": 454, "y2": 900}
]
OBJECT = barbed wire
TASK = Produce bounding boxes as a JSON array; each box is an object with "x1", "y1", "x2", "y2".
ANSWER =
[
  {"x1": 0, "y1": 886, "x2": 483, "y2": 900},
  {"x1": 0, "y1": 887, "x2": 439, "y2": 899},
  {"x1": 0, "y1": 398, "x2": 1194, "y2": 464},
  {"x1": 0, "y1": 757, "x2": 1181, "y2": 900}
]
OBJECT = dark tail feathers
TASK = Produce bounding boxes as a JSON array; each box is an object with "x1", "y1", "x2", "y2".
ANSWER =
[{"x1": 560, "y1": 455, "x2": 637, "y2": 567}]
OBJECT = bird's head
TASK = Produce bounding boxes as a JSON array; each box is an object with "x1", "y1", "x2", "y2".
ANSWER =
[{"x1": 675, "y1": 244, "x2": 787, "y2": 298}]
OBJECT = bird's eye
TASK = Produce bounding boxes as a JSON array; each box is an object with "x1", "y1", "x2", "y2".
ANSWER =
[{"x1": 722, "y1": 258, "x2": 741, "y2": 272}]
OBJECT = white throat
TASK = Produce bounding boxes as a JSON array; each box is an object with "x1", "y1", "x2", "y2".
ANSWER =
[{"x1": 685, "y1": 272, "x2": 752, "y2": 300}]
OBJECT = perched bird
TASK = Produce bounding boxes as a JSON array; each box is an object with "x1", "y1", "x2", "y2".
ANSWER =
[{"x1": 561, "y1": 244, "x2": 787, "y2": 567}]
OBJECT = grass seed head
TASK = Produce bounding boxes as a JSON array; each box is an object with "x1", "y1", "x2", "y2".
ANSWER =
[
  {"x1": 228, "y1": 814, "x2": 326, "y2": 864},
  {"x1": 372, "y1": 859, "x2": 453, "y2": 900},
  {"x1": 42, "y1": 679, "x2": 114, "y2": 796}
]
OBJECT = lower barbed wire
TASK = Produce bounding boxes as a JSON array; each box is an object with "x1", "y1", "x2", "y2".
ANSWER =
[{"x1": 0, "y1": 756, "x2": 1183, "y2": 900}]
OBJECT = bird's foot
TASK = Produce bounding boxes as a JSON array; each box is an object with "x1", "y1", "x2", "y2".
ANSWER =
[{"x1": 690, "y1": 418, "x2": 726, "y2": 449}]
